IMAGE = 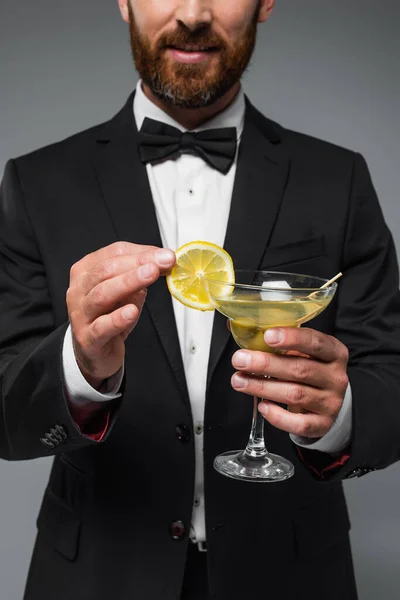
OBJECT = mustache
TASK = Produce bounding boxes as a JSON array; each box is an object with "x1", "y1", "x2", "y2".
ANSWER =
[{"x1": 157, "y1": 28, "x2": 226, "y2": 50}]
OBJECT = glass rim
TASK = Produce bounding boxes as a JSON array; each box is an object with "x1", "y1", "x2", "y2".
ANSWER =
[{"x1": 201, "y1": 269, "x2": 338, "y2": 293}]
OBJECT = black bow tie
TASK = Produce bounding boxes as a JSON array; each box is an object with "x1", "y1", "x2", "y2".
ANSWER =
[{"x1": 138, "y1": 117, "x2": 237, "y2": 174}]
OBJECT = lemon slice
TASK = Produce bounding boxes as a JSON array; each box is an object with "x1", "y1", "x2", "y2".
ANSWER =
[{"x1": 166, "y1": 241, "x2": 235, "y2": 311}]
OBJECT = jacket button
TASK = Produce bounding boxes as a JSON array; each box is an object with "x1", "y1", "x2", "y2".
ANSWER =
[
  {"x1": 347, "y1": 468, "x2": 361, "y2": 479},
  {"x1": 170, "y1": 520, "x2": 186, "y2": 540},
  {"x1": 347, "y1": 467, "x2": 374, "y2": 479},
  {"x1": 54, "y1": 424, "x2": 68, "y2": 440},
  {"x1": 40, "y1": 437, "x2": 55, "y2": 449},
  {"x1": 176, "y1": 424, "x2": 191, "y2": 443}
]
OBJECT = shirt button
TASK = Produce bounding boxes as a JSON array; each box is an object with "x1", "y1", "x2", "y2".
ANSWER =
[
  {"x1": 195, "y1": 423, "x2": 203, "y2": 435},
  {"x1": 190, "y1": 344, "x2": 197, "y2": 355},
  {"x1": 188, "y1": 189, "x2": 194, "y2": 196},
  {"x1": 170, "y1": 520, "x2": 186, "y2": 540},
  {"x1": 194, "y1": 497, "x2": 201, "y2": 507}
]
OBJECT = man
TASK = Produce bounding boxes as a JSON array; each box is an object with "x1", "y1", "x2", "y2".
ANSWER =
[{"x1": 1, "y1": 0, "x2": 400, "y2": 598}]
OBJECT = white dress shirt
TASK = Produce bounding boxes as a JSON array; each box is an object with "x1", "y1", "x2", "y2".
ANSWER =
[{"x1": 62, "y1": 81, "x2": 353, "y2": 543}]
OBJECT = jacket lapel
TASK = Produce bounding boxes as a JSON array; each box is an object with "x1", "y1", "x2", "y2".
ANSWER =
[
  {"x1": 92, "y1": 93, "x2": 190, "y2": 407},
  {"x1": 207, "y1": 99, "x2": 291, "y2": 389}
]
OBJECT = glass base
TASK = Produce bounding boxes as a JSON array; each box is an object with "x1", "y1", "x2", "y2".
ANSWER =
[{"x1": 214, "y1": 449, "x2": 295, "y2": 483}]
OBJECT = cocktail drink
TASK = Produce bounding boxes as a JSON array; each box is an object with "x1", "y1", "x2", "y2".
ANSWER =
[
  {"x1": 204, "y1": 270, "x2": 338, "y2": 482},
  {"x1": 218, "y1": 296, "x2": 330, "y2": 352},
  {"x1": 166, "y1": 242, "x2": 339, "y2": 483}
]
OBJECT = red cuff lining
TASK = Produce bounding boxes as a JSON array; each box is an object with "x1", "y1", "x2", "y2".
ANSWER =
[
  {"x1": 84, "y1": 411, "x2": 110, "y2": 442},
  {"x1": 65, "y1": 387, "x2": 111, "y2": 442},
  {"x1": 297, "y1": 447, "x2": 351, "y2": 480},
  {"x1": 321, "y1": 452, "x2": 351, "y2": 473}
]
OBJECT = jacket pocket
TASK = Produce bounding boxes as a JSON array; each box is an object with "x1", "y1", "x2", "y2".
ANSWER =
[
  {"x1": 259, "y1": 235, "x2": 325, "y2": 270},
  {"x1": 293, "y1": 489, "x2": 351, "y2": 559},
  {"x1": 36, "y1": 486, "x2": 81, "y2": 561}
]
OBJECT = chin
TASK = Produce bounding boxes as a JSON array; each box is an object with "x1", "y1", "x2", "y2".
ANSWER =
[
  {"x1": 146, "y1": 70, "x2": 220, "y2": 109},
  {"x1": 152, "y1": 86, "x2": 217, "y2": 109}
]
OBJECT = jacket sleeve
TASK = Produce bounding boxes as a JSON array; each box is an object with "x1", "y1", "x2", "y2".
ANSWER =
[
  {"x1": 0, "y1": 159, "x2": 121, "y2": 461},
  {"x1": 296, "y1": 153, "x2": 400, "y2": 482}
]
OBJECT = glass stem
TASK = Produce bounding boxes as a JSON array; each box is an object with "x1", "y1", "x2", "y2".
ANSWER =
[{"x1": 244, "y1": 397, "x2": 269, "y2": 459}]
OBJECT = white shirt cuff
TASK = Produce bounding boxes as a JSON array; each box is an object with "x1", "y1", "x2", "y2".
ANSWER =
[
  {"x1": 290, "y1": 382, "x2": 353, "y2": 455},
  {"x1": 62, "y1": 324, "x2": 124, "y2": 406}
]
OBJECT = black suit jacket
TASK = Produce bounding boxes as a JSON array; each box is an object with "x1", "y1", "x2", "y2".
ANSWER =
[{"x1": 1, "y1": 94, "x2": 400, "y2": 600}]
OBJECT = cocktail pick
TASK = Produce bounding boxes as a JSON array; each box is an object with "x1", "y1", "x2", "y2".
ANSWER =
[
  {"x1": 309, "y1": 272, "x2": 343, "y2": 299},
  {"x1": 319, "y1": 272, "x2": 343, "y2": 289}
]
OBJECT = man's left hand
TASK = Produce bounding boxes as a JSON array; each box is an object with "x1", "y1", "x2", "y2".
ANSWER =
[{"x1": 231, "y1": 328, "x2": 349, "y2": 439}]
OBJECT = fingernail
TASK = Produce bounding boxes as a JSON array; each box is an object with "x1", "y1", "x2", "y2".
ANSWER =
[
  {"x1": 258, "y1": 401, "x2": 269, "y2": 416},
  {"x1": 156, "y1": 249, "x2": 175, "y2": 267},
  {"x1": 138, "y1": 263, "x2": 155, "y2": 280},
  {"x1": 265, "y1": 329, "x2": 284, "y2": 344},
  {"x1": 232, "y1": 374, "x2": 248, "y2": 389},
  {"x1": 232, "y1": 351, "x2": 251, "y2": 369},
  {"x1": 122, "y1": 306, "x2": 135, "y2": 320}
]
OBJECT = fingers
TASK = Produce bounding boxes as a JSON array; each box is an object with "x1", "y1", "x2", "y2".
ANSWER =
[
  {"x1": 263, "y1": 327, "x2": 349, "y2": 365},
  {"x1": 67, "y1": 242, "x2": 173, "y2": 385},
  {"x1": 258, "y1": 401, "x2": 333, "y2": 438},
  {"x1": 232, "y1": 349, "x2": 334, "y2": 390},
  {"x1": 87, "y1": 303, "x2": 142, "y2": 349},
  {"x1": 83, "y1": 263, "x2": 159, "y2": 321},
  {"x1": 67, "y1": 245, "x2": 175, "y2": 323},
  {"x1": 70, "y1": 242, "x2": 143, "y2": 281},
  {"x1": 71, "y1": 242, "x2": 165, "y2": 277},
  {"x1": 230, "y1": 329, "x2": 349, "y2": 433},
  {"x1": 84, "y1": 289, "x2": 147, "y2": 350},
  {"x1": 231, "y1": 372, "x2": 339, "y2": 418},
  {"x1": 77, "y1": 247, "x2": 175, "y2": 295}
]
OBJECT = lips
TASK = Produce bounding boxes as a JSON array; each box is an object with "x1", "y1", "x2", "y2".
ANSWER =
[
  {"x1": 167, "y1": 45, "x2": 217, "y2": 53},
  {"x1": 165, "y1": 43, "x2": 220, "y2": 65}
]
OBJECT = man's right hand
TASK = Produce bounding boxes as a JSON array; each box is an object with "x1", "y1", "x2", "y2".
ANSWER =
[{"x1": 66, "y1": 242, "x2": 176, "y2": 389}]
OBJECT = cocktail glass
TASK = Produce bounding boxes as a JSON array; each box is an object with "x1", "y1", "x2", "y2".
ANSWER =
[{"x1": 203, "y1": 270, "x2": 338, "y2": 483}]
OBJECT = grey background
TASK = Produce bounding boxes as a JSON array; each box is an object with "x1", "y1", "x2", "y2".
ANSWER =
[{"x1": 0, "y1": 0, "x2": 399, "y2": 598}]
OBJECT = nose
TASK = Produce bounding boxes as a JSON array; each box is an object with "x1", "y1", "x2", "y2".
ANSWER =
[{"x1": 176, "y1": 0, "x2": 212, "y2": 31}]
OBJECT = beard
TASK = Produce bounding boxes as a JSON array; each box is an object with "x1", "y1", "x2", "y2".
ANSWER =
[{"x1": 128, "y1": 3, "x2": 260, "y2": 109}]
